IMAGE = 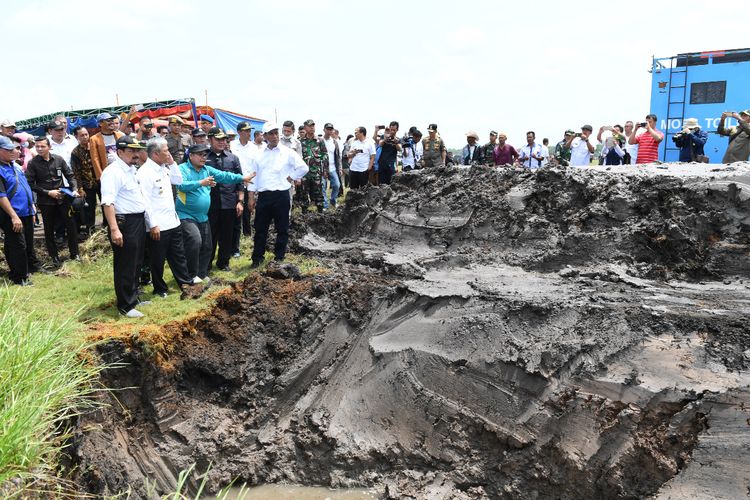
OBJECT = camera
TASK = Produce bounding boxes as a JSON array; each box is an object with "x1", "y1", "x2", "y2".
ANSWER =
[
  {"x1": 377, "y1": 125, "x2": 386, "y2": 130},
  {"x1": 638, "y1": 122, "x2": 647, "y2": 128},
  {"x1": 402, "y1": 135, "x2": 414, "y2": 148}
]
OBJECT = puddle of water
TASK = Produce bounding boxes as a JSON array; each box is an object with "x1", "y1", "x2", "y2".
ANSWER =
[{"x1": 217, "y1": 484, "x2": 378, "y2": 500}]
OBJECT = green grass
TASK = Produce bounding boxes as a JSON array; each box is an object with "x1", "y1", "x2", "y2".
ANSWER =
[{"x1": 0, "y1": 290, "x2": 101, "y2": 496}]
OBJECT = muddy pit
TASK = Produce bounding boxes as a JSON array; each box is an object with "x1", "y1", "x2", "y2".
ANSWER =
[{"x1": 71, "y1": 163, "x2": 750, "y2": 499}]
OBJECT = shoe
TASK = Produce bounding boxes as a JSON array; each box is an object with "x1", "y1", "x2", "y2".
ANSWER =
[
  {"x1": 13, "y1": 279, "x2": 33, "y2": 287},
  {"x1": 51, "y1": 257, "x2": 62, "y2": 266},
  {"x1": 124, "y1": 309, "x2": 145, "y2": 318},
  {"x1": 231, "y1": 251, "x2": 241, "y2": 258},
  {"x1": 250, "y1": 259, "x2": 264, "y2": 269},
  {"x1": 138, "y1": 300, "x2": 152, "y2": 306},
  {"x1": 192, "y1": 276, "x2": 203, "y2": 284},
  {"x1": 217, "y1": 264, "x2": 230, "y2": 272},
  {"x1": 154, "y1": 291, "x2": 168, "y2": 298},
  {"x1": 71, "y1": 254, "x2": 81, "y2": 262}
]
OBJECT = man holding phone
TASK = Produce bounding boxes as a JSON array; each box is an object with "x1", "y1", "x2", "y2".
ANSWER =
[
  {"x1": 628, "y1": 114, "x2": 663, "y2": 164},
  {"x1": 347, "y1": 127, "x2": 376, "y2": 189}
]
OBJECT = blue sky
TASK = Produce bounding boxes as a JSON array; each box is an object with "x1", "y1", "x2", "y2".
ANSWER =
[{"x1": 1, "y1": 0, "x2": 747, "y2": 147}]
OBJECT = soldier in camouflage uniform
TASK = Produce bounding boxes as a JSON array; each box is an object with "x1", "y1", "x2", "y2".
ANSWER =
[
  {"x1": 481, "y1": 131, "x2": 498, "y2": 165},
  {"x1": 553, "y1": 129, "x2": 575, "y2": 166},
  {"x1": 421, "y1": 123, "x2": 446, "y2": 168},
  {"x1": 296, "y1": 119, "x2": 328, "y2": 212}
]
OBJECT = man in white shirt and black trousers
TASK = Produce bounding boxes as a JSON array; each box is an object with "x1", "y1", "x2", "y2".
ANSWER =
[
  {"x1": 137, "y1": 137, "x2": 198, "y2": 298},
  {"x1": 100, "y1": 136, "x2": 152, "y2": 318},
  {"x1": 246, "y1": 122, "x2": 308, "y2": 268}
]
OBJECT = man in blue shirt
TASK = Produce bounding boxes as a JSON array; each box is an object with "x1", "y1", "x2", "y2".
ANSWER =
[
  {"x1": 176, "y1": 143, "x2": 254, "y2": 280},
  {"x1": 0, "y1": 136, "x2": 40, "y2": 285},
  {"x1": 672, "y1": 118, "x2": 708, "y2": 162}
]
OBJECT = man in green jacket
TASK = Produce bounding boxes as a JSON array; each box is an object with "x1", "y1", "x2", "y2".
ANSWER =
[
  {"x1": 176, "y1": 144, "x2": 253, "y2": 280},
  {"x1": 718, "y1": 110, "x2": 750, "y2": 163}
]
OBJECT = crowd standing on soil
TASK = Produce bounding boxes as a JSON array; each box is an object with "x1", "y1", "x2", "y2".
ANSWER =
[{"x1": 1, "y1": 108, "x2": 749, "y2": 317}]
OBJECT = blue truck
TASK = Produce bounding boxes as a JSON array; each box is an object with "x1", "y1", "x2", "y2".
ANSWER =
[{"x1": 649, "y1": 47, "x2": 750, "y2": 163}]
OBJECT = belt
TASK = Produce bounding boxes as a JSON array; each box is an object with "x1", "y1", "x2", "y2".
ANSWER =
[{"x1": 115, "y1": 212, "x2": 145, "y2": 218}]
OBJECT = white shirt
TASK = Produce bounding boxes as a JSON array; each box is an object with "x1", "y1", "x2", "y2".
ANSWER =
[
  {"x1": 349, "y1": 138, "x2": 376, "y2": 172},
  {"x1": 569, "y1": 137, "x2": 592, "y2": 166},
  {"x1": 246, "y1": 144, "x2": 309, "y2": 193},
  {"x1": 103, "y1": 134, "x2": 118, "y2": 165},
  {"x1": 136, "y1": 158, "x2": 182, "y2": 231},
  {"x1": 48, "y1": 134, "x2": 77, "y2": 167},
  {"x1": 230, "y1": 139, "x2": 258, "y2": 175},
  {"x1": 100, "y1": 157, "x2": 150, "y2": 216},
  {"x1": 323, "y1": 137, "x2": 337, "y2": 172},
  {"x1": 625, "y1": 131, "x2": 640, "y2": 165},
  {"x1": 541, "y1": 145, "x2": 550, "y2": 166},
  {"x1": 519, "y1": 143, "x2": 543, "y2": 169}
]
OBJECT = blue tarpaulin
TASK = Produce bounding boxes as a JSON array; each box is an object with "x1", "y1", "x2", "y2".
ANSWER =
[{"x1": 214, "y1": 109, "x2": 265, "y2": 134}]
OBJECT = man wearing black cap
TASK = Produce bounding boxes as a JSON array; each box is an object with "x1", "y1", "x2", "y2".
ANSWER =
[
  {"x1": 175, "y1": 143, "x2": 254, "y2": 280},
  {"x1": 421, "y1": 124, "x2": 446, "y2": 168},
  {"x1": 230, "y1": 122, "x2": 255, "y2": 239},
  {"x1": 296, "y1": 119, "x2": 328, "y2": 213},
  {"x1": 186, "y1": 128, "x2": 207, "y2": 159},
  {"x1": 47, "y1": 119, "x2": 78, "y2": 169},
  {"x1": 100, "y1": 136, "x2": 152, "y2": 318},
  {"x1": 247, "y1": 123, "x2": 308, "y2": 267},
  {"x1": 569, "y1": 125, "x2": 595, "y2": 167},
  {"x1": 205, "y1": 127, "x2": 244, "y2": 272},
  {"x1": 26, "y1": 136, "x2": 80, "y2": 264},
  {"x1": 166, "y1": 117, "x2": 186, "y2": 165},
  {"x1": 482, "y1": 131, "x2": 498, "y2": 165}
]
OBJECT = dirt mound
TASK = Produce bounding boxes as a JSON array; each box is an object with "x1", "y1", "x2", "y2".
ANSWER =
[{"x1": 71, "y1": 164, "x2": 750, "y2": 499}]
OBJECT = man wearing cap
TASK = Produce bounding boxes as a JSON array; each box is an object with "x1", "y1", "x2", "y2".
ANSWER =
[
  {"x1": 231, "y1": 122, "x2": 256, "y2": 239},
  {"x1": 175, "y1": 143, "x2": 254, "y2": 280},
  {"x1": 553, "y1": 130, "x2": 575, "y2": 166},
  {"x1": 246, "y1": 123, "x2": 308, "y2": 267},
  {"x1": 718, "y1": 110, "x2": 750, "y2": 163},
  {"x1": 137, "y1": 137, "x2": 199, "y2": 298},
  {"x1": 482, "y1": 131, "x2": 498, "y2": 165},
  {"x1": 628, "y1": 114, "x2": 663, "y2": 164},
  {"x1": 462, "y1": 131, "x2": 483, "y2": 166},
  {"x1": 100, "y1": 136, "x2": 152, "y2": 318},
  {"x1": 569, "y1": 125, "x2": 595, "y2": 167},
  {"x1": 166, "y1": 117, "x2": 187, "y2": 165},
  {"x1": 0, "y1": 136, "x2": 40, "y2": 285},
  {"x1": 136, "y1": 117, "x2": 157, "y2": 142},
  {"x1": 186, "y1": 128, "x2": 207, "y2": 159},
  {"x1": 1, "y1": 119, "x2": 17, "y2": 138},
  {"x1": 199, "y1": 115, "x2": 214, "y2": 135},
  {"x1": 205, "y1": 127, "x2": 244, "y2": 272},
  {"x1": 47, "y1": 119, "x2": 78, "y2": 169},
  {"x1": 422, "y1": 124, "x2": 446, "y2": 168},
  {"x1": 672, "y1": 118, "x2": 708, "y2": 162},
  {"x1": 322, "y1": 123, "x2": 342, "y2": 209},
  {"x1": 89, "y1": 112, "x2": 125, "y2": 180},
  {"x1": 492, "y1": 133, "x2": 519, "y2": 166},
  {"x1": 26, "y1": 136, "x2": 80, "y2": 264},
  {"x1": 296, "y1": 119, "x2": 328, "y2": 212}
]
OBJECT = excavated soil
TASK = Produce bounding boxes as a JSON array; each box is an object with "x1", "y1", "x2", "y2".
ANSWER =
[{"x1": 71, "y1": 163, "x2": 750, "y2": 499}]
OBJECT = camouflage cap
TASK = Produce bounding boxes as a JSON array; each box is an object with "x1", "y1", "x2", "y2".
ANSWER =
[{"x1": 740, "y1": 110, "x2": 750, "y2": 117}]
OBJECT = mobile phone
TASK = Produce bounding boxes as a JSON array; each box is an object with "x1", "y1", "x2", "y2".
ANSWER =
[{"x1": 377, "y1": 125, "x2": 386, "y2": 130}]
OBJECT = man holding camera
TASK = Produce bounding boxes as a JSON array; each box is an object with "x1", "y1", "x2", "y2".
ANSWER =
[
  {"x1": 569, "y1": 125, "x2": 595, "y2": 167},
  {"x1": 374, "y1": 121, "x2": 402, "y2": 184},
  {"x1": 672, "y1": 118, "x2": 708, "y2": 162},
  {"x1": 628, "y1": 114, "x2": 663, "y2": 164},
  {"x1": 717, "y1": 110, "x2": 750, "y2": 163}
]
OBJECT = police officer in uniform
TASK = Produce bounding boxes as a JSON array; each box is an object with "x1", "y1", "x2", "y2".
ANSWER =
[
  {"x1": 421, "y1": 123, "x2": 446, "y2": 168},
  {"x1": 247, "y1": 123, "x2": 308, "y2": 267},
  {"x1": 100, "y1": 136, "x2": 151, "y2": 318}
]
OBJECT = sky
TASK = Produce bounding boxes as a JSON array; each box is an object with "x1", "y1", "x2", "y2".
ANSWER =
[{"x1": 1, "y1": 0, "x2": 748, "y2": 148}]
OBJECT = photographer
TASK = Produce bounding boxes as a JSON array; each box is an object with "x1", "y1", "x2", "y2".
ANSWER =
[
  {"x1": 717, "y1": 110, "x2": 750, "y2": 163},
  {"x1": 672, "y1": 118, "x2": 708, "y2": 162},
  {"x1": 401, "y1": 127, "x2": 420, "y2": 172},
  {"x1": 373, "y1": 121, "x2": 402, "y2": 185},
  {"x1": 628, "y1": 114, "x2": 663, "y2": 164},
  {"x1": 569, "y1": 125, "x2": 595, "y2": 166}
]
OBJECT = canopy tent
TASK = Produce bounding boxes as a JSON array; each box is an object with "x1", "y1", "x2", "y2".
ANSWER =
[{"x1": 15, "y1": 98, "x2": 265, "y2": 136}]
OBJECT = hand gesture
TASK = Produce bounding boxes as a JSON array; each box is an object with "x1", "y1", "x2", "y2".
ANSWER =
[{"x1": 200, "y1": 176, "x2": 216, "y2": 187}]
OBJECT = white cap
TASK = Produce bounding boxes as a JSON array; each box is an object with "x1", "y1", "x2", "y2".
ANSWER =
[
  {"x1": 1, "y1": 119, "x2": 16, "y2": 128},
  {"x1": 262, "y1": 122, "x2": 279, "y2": 134}
]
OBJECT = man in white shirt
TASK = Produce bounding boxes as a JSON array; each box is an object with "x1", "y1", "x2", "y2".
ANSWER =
[
  {"x1": 541, "y1": 138, "x2": 550, "y2": 166},
  {"x1": 347, "y1": 126, "x2": 376, "y2": 189},
  {"x1": 137, "y1": 137, "x2": 198, "y2": 298},
  {"x1": 246, "y1": 122, "x2": 308, "y2": 268},
  {"x1": 321, "y1": 122, "x2": 342, "y2": 209},
  {"x1": 100, "y1": 136, "x2": 153, "y2": 318},
  {"x1": 623, "y1": 121, "x2": 638, "y2": 164},
  {"x1": 47, "y1": 119, "x2": 78, "y2": 169},
  {"x1": 518, "y1": 131, "x2": 544, "y2": 169},
  {"x1": 230, "y1": 121, "x2": 258, "y2": 237},
  {"x1": 569, "y1": 124, "x2": 595, "y2": 167}
]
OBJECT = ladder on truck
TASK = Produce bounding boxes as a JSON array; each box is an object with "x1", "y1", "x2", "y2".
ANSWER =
[{"x1": 663, "y1": 56, "x2": 689, "y2": 162}]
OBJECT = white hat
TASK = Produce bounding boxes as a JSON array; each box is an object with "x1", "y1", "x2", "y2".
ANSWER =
[
  {"x1": 261, "y1": 122, "x2": 278, "y2": 134},
  {"x1": 1, "y1": 119, "x2": 16, "y2": 128},
  {"x1": 465, "y1": 130, "x2": 479, "y2": 140},
  {"x1": 683, "y1": 118, "x2": 699, "y2": 129}
]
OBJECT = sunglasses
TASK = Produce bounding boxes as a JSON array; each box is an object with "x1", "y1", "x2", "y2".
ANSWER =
[{"x1": 144, "y1": 124, "x2": 154, "y2": 128}]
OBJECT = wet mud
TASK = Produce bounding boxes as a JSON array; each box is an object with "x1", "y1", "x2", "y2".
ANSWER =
[{"x1": 71, "y1": 163, "x2": 750, "y2": 499}]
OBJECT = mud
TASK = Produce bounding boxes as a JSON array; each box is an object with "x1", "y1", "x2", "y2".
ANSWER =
[{"x1": 71, "y1": 163, "x2": 750, "y2": 499}]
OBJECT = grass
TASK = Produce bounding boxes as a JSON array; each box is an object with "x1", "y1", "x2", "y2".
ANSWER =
[{"x1": 0, "y1": 290, "x2": 102, "y2": 497}]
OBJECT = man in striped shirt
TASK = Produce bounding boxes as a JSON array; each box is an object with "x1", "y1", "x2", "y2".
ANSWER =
[{"x1": 629, "y1": 114, "x2": 663, "y2": 164}]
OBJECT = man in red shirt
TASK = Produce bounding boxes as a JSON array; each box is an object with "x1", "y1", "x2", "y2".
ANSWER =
[
  {"x1": 629, "y1": 114, "x2": 663, "y2": 164},
  {"x1": 493, "y1": 132, "x2": 519, "y2": 166}
]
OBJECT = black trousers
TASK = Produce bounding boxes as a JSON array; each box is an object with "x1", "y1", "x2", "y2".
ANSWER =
[
  {"x1": 149, "y1": 226, "x2": 192, "y2": 294},
  {"x1": 82, "y1": 185, "x2": 99, "y2": 230},
  {"x1": 241, "y1": 195, "x2": 252, "y2": 237},
  {"x1": 350, "y1": 170, "x2": 370, "y2": 190},
  {"x1": 109, "y1": 213, "x2": 145, "y2": 313},
  {"x1": 1, "y1": 214, "x2": 39, "y2": 283},
  {"x1": 209, "y1": 206, "x2": 237, "y2": 269},
  {"x1": 180, "y1": 219, "x2": 211, "y2": 279},
  {"x1": 378, "y1": 163, "x2": 394, "y2": 185},
  {"x1": 40, "y1": 203, "x2": 79, "y2": 259},
  {"x1": 252, "y1": 190, "x2": 290, "y2": 264}
]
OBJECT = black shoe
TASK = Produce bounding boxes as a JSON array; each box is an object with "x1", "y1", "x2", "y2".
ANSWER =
[
  {"x1": 154, "y1": 291, "x2": 168, "y2": 298},
  {"x1": 51, "y1": 257, "x2": 61, "y2": 266},
  {"x1": 217, "y1": 264, "x2": 230, "y2": 272},
  {"x1": 13, "y1": 279, "x2": 33, "y2": 287},
  {"x1": 250, "y1": 259, "x2": 264, "y2": 269},
  {"x1": 231, "y1": 251, "x2": 241, "y2": 258},
  {"x1": 71, "y1": 254, "x2": 81, "y2": 262}
]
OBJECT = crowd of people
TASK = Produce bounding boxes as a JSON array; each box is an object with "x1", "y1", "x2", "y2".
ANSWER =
[{"x1": 1, "y1": 109, "x2": 749, "y2": 318}]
